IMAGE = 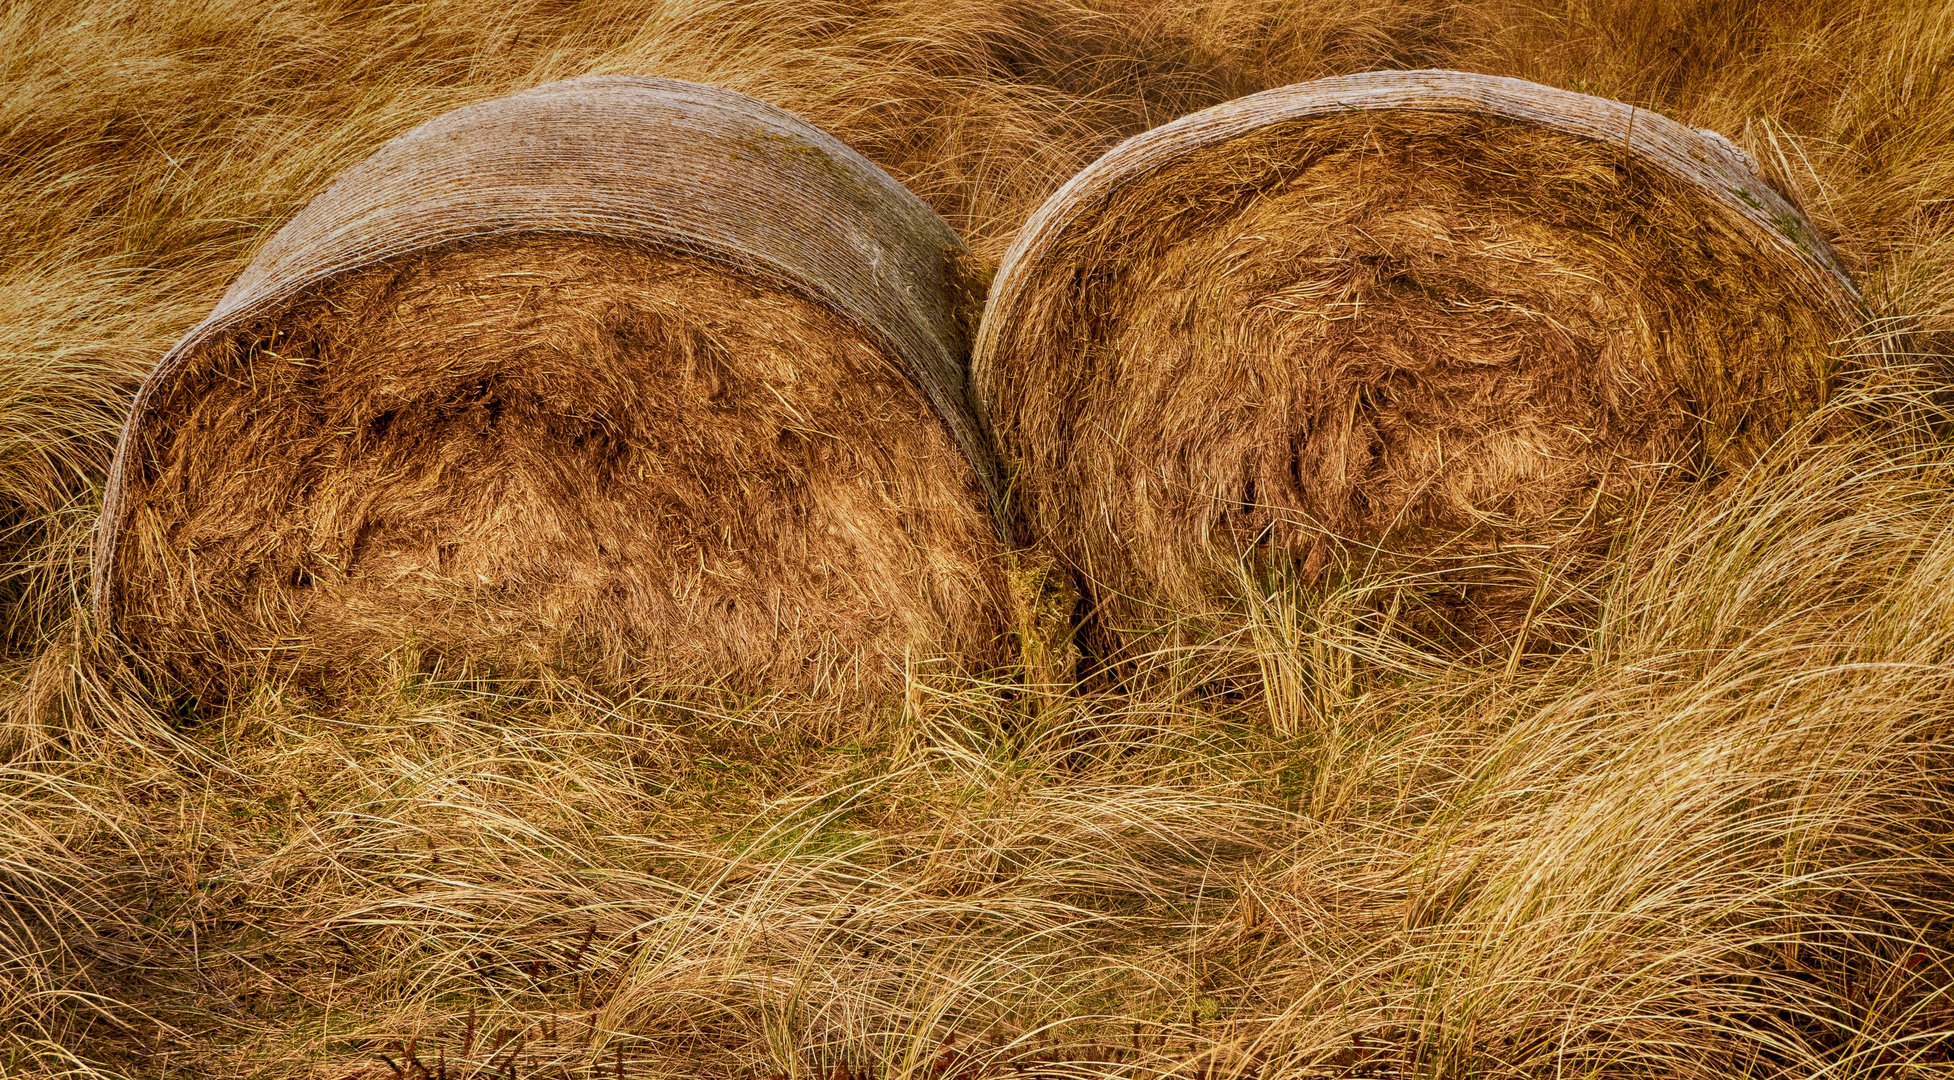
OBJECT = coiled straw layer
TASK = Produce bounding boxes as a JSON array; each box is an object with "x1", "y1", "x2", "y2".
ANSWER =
[
  {"x1": 975, "y1": 69, "x2": 1862, "y2": 656},
  {"x1": 94, "y1": 76, "x2": 1011, "y2": 701}
]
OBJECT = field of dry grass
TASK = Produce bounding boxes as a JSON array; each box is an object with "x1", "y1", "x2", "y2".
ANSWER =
[{"x1": 5, "y1": 0, "x2": 1954, "y2": 1076}]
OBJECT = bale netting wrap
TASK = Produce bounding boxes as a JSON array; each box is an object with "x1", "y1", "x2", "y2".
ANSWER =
[
  {"x1": 94, "y1": 75, "x2": 1013, "y2": 700},
  {"x1": 973, "y1": 69, "x2": 1862, "y2": 654}
]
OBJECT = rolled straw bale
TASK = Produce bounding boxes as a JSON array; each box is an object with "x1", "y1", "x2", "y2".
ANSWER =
[
  {"x1": 973, "y1": 69, "x2": 1862, "y2": 653},
  {"x1": 93, "y1": 76, "x2": 1011, "y2": 700}
]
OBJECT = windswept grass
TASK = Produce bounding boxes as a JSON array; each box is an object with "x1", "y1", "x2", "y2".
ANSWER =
[{"x1": 3, "y1": 0, "x2": 1954, "y2": 1076}]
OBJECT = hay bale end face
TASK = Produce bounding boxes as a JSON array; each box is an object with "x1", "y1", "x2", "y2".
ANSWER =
[
  {"x1": 974, "y1": 69, "x2": 1862, "y2": 653},
  {"x1": 95, "y1": 77, "x2": 1012, "y2": 700}
]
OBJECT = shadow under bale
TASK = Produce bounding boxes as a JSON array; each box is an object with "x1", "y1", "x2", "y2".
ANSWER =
[
  {"x1": 974, "y1": 69, "x2": 1863, "y2": 660},
  {"x1": 95, "y1": 77, "x2": 1012, "y2": 703}
]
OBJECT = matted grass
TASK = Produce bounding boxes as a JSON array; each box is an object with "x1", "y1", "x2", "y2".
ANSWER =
[{"x1": 3, "y1": 0, "x2": 1954, "y2": 1077}]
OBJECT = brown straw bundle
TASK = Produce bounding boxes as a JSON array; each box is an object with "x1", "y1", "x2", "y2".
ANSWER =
[
  {"x1": 973, "y1": 69, "x2": 1862, "y2": 656},
  {"x1": 94, "y1": 76, "x2": 1011, "y2": 701}
]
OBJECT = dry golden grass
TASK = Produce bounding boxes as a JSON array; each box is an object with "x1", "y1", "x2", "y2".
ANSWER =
[{"x1": 3, "y1": 0, "x2": 1954, "y2": 1076}]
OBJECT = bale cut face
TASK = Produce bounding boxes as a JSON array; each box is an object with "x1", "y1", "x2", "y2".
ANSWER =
[
  {"x1": 95, "y1": 77, "x2": 1011, "y2": 700},
  {"x1": 110, "y1": 235, "x2": 1007, "y2": 696},
  {"x1": 974, "y1": 70, "x2": 1862, "y2": 654}
]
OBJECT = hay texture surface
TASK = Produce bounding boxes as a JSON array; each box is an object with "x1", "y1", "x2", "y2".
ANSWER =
[
  {"x1": 974, "y1": 69, "x2": 1862, "y2": 652},
  {"x1": 95, "y1": 76, "x2": 1010, "y2": 700}
]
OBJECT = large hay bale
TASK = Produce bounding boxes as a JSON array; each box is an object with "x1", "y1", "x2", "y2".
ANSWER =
[
  {"x1": 94, "y1": 76, "x2": 1011, "y2": 701},
  {"x1": 973, "y1": 69, "x2": 1862, "y2": 654}
]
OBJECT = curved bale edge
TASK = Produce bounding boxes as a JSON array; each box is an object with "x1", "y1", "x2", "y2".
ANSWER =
[
  {"x1": 94, "y1": 75, "x2": 1013, "y2": 703},
  {"x1": 973, "y1": 68, "x2": 1864, "y2": 662}
]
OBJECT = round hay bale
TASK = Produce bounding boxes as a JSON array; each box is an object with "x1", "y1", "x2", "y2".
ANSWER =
[
  {"x1": 973, "y1": 69, "x2": 1862, "y2": 654},
  {"x1": 94, "y1": 76, "x2": 1012, "y2": 701}
]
